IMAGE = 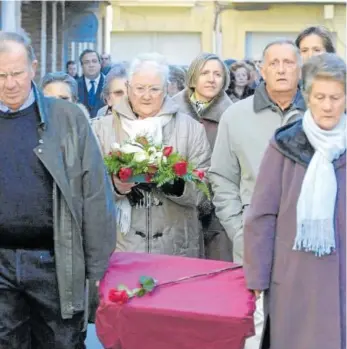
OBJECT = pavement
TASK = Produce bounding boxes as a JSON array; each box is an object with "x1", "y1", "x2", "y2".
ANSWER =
[{"x1": 85, "y1": 324, "x2": 104, "y2": 349}]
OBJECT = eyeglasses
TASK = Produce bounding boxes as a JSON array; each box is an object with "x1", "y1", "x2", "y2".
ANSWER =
[
  {"x1": 0, "y1": 70, "x2": 27, "y2": 82},
  {"x1": 128, "y1": 84, "x2": 163, "y2": 97}
]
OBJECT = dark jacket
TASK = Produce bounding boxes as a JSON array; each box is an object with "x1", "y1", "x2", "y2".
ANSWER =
[
  {"x1": 33, "y1": 85, "x2": 117, "y2": 319},
  {"x1": 244, "y1": 120, "x2": 346, "y2": 349},
  {"x1": 77, "y1": 74, "x2": 106, "y2": 118}
]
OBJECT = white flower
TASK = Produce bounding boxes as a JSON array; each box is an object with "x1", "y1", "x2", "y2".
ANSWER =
[
  {"x1": 110, "y1": 142, "x2": 121, "y2": 151},
  {"x1": 155, "y1": 151, "x2": 163, "y2": 159},
  {"x1": 121, "y1": 143, "x2": 144, "y2": 154},
  {"x1": 147, "y1": 146, "x2": 157, "y2": 154},
  {"x1": 133, "y1": 151, "x2": 149, "y2": 163}
]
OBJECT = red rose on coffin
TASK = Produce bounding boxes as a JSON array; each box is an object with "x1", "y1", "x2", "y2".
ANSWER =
[
  {"x1": 109, "y1": 289, "x2": 129, "y2": 304},
  {"x1": 163, "y1": 146, "x2": 173, "y2": 157},
  {"x1": 118, "y1": 167, "x2": 133, "y2": 181},
  {"x1": 173, "y1": 161, "x2": 188, "y2": 176},
  {"x1": 193, "y1": 169, "x2": 205, "y2": 180}
]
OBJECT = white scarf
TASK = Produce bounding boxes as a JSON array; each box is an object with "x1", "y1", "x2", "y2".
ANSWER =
[
  {"x1": 293, "y1": 110, "x2": 346, "y2": 257},
  {"x1": 116, "y1": 114, "x2": 172, "y2": 235}
]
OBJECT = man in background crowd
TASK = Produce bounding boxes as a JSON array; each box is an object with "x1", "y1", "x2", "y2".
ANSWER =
[
  {"x1": 101, "y1": 53, "x2": 112, "y2": 75},
  {"x1": 77, "y1": 49, "x2": 105, "y2": 118},
  {"x1": 66, "y1": 60, "x2": 79, "y2": 80}
]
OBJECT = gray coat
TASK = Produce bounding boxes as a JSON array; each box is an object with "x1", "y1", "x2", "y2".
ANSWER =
[
  {"x1": 92, "y1": 97, "x2": 211, "y2": 257},
  {"x1": 244, "y1": 120, "x2": 346, "y2": 349},
  {"x1": 209, "y1": 84, "x2": 306, "y2": 264},
  {"x1": 33, "y1": 86, "x2": 117, "y2": 319}
]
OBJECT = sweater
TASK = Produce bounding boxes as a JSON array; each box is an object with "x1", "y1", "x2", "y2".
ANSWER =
[{"x1": 0, "y1": 102, "x2": 54, "y2": 249}]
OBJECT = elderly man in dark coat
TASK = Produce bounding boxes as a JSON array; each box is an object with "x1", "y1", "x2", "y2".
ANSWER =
[
  {"x1": 244, "y1": 53, "x2": 346, "y2": 349},
  {"x1": 0, "y1": 32, "x2": 117, "y2": 348}
]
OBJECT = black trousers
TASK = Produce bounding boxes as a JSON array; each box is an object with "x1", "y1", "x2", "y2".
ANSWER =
[{"x1": 0, "y1": 248, "x2": 85, "y2": 349}]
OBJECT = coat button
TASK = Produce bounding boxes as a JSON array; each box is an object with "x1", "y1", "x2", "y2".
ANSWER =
[
  {"x1": 39, "y1": 139, "x2": 44, "y2": 144},
  {"x1": 38, "y1": 148, "x2": 43, "y2": 154}
]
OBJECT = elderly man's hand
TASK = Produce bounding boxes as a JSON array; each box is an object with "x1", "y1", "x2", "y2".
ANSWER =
[{"x1": 112, "y1": 174, "x2": 135, "y2": 195}]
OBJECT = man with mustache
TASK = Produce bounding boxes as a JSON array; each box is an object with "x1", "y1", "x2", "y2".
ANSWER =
[{"x1": 209, "y1": 40, "x2": 306, "y2": 349}]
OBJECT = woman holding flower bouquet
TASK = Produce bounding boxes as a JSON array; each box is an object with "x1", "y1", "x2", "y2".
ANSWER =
[{"x1": 92, "y1": 52, "x2": 211, "y2": 257}]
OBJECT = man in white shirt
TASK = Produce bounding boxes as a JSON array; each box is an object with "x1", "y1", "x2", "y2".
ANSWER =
[{"x1": 77, "y1": 49, "x2": 105, "y2": 118}]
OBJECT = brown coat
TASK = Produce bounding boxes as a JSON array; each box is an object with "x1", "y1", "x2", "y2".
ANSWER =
[
  {"x1": 244, "y1": 120, "x2": 346, "y2": 349},
  {"x1": 172, "y1": 89, "x2": 233, "y2": 261}
]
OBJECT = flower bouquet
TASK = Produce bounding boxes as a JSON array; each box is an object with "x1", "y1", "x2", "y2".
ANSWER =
[{"x1": 104, "y1": 135, "x2": 209, "y2": 197}]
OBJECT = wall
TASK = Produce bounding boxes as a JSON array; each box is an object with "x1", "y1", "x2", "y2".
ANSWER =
[
  {"x1": 111, "y1": 2, "x2": 215, "y2": 52},
  {"x1": 221, "y1": 4, "x2": 346, "y2": 59}
]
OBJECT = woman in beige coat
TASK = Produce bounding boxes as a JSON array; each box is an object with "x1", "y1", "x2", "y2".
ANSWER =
[{"x1": 92, "y1": 53, "x2": 211, "y2": 257}]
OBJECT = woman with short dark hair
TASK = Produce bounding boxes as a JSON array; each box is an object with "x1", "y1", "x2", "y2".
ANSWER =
[{"x1": 295, "y1": 26, "x2": 335, "y2": 63}]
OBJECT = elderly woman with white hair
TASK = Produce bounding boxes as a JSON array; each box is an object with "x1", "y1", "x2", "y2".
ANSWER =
[
  {"x1": 244, "y1": 52, "x2": 346, "y2": 349},
  {"x1": 92, "y1": 52, "x2": 211, "y2": 256}
]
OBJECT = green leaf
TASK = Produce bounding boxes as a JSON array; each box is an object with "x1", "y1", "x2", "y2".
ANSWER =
[
  {"x1": 117, "y1": 284, "x2": 130, "y2": 292},
  {"x1": 139, "y1": 276, "x2": 156, "y2": 292},
  {"x1": 136, "y1": 288, "x2": 146, "y2": 297},
  {"x1": 128, "y1": 288, "x2": 141, "y2": 297}
]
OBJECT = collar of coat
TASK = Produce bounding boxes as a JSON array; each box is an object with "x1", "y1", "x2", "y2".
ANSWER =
[
  {"x1": 253, "y1": 82, "x2": 306, "y2": 114},
  {"x1": 273, "y1": 119, "x2": 346, "y2": 169},
  {"x1": 31, "y1": 82, "x2": 48, "y2": 129},
  {"x1": 173, "y1": 87, "x2": 232, "y2": 123},
  {"x1": 114, "y1": 96, "x2": 179, "y2": 120}
]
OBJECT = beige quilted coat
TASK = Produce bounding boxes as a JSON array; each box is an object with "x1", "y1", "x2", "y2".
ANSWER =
[{"x1": 91, "y1": 97, "x2": 211, "y2": 257}]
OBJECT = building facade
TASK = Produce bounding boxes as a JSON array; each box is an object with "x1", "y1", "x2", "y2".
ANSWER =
[
  {"x1": 110, "y1": 0, "x2": 346, "y2": 63},
  {"x1": 0, "y1": 0, "x2": 111, "y2": 81}
]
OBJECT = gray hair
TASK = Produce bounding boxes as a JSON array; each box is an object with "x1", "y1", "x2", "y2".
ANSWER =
[
  {"x1": 128, "y1": 53, "x2": 169, "y2": 88},
  {"x1": 302, "y1": 53, "x2": 346, "y2": 99},
  {"x1": 101, "y1": 64, "x2": 127, "y2": 101},
  {"x1": 40, "y1": 72, "x2": 78, "y2": 102},
  {"x1": 0, "y1": 31, "x2": 36, "y2": 62},
  {"x1": 186, "y1": 52, "x2": 230, "y2": 92},
  {"x1": 169, "y1": 65, "x2": 186, "y2": 91},
  {"x1": 262, "y1": 39, "x2": 302, "y2": 66}
]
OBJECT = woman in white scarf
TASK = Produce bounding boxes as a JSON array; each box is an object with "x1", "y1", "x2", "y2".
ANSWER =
[
  {"x1": 92, "y1": 52, "x2": 211, "y2": 257},
  {"x1": 243, "y1": 53, "x2": 346, "y2": 349}
]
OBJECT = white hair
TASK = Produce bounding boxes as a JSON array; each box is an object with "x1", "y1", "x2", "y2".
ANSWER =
[{"x1": 128, "y1": 52, "x2": 169, "y2": 87}]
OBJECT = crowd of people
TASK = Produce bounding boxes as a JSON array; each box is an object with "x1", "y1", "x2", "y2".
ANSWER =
[{"x1": 0, "y1": 23, "x2": 345, "y2": 349}]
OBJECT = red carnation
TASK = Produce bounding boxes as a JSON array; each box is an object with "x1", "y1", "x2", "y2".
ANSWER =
[
  {"x1": 118, "y1": 168, "x2": 133, "y2": 182},
  {"x1": 163, "y1": 146, "x2": 173, "y2": 157},
  {"x1": 193, "y1": 169, "x2": 205, "y2": 180},
  {"x1": 173, "y1": 161, "x2": 188, "y2": 177},
  {"x1": 108, "y1": 289, "x2": 129, "y2": 304}
]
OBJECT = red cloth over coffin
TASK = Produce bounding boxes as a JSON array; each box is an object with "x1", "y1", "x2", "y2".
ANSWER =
[{"x1": 96, "y1": 252, "x2": 255, "y2": 349}]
